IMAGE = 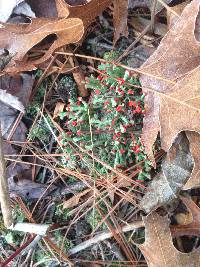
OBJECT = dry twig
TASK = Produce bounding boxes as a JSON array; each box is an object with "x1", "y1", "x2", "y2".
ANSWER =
[
  {"x1": 0, "y1": 125, "x2": 13, "y2": 228},
  {"x1": 68, "y1": 220, "x2": 144, "y2": 255}
]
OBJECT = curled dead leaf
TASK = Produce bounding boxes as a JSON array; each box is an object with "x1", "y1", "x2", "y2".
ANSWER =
[
  {"x1": 137, "y1": 212, "x2": 200, "y2": 267},
  {"x1": 53, "y1": 102, "x2": 65, "y2": 119},
  {"x1": 72, "y1": 68, "x2": 88, "y2": 97},
  {"x1": 1, "y1": 17, "x2": 84, "y2": 72},
  {"x1": 140, "y1": 133, "x2": 193, "y2": 212},
  {"x1": 63, "y1": 188, "x2": 91, "y2": 209}
]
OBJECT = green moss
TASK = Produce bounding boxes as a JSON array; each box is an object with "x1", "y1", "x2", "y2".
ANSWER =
[
  {"x1": 28, "y1": 115, "x2": 55, "y2": 142},
  {"x1": 86, "y1": 208, "x2": 107, "y2": 230},
  {"x1": 55, "y1": 205, "x2": 71, "y2": 222}
]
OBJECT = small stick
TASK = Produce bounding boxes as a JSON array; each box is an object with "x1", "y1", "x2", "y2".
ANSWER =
[
  {"x1": 68, "y1": 220, "x2": 144, "y2": 255},
  {"x1": 0, "y1": 124, "x2": 13, "y2": 228},
  {"x1": 7, "y1": 112, "x2": 24, "y2": 141},
  {"x1": 150, "y1": 0, "x2": 157, "y2": 33},
  {"x1": 9, "y1": 223, "x2": 50, "y2": 236}
]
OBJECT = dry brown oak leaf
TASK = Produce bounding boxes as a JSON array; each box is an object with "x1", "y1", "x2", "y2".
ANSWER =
[
  {"x1": 2, "y1": 0, "x2": 113, "y2": 72},
  {"x1": 113, "y1": 0, "x2": 128, "y2": 45},
  {"x1": 55, "y1": 0, "x2": 112, "y2": 27},
  {"x1": 1, "y1": 17, "x2": 84, "y2": 72},
  {"x1": 139, "y1": 0, "x2": 200, "y2": 164},
  {"x1": 138, "y1": 212, "x2": 200, "y2": 267}
]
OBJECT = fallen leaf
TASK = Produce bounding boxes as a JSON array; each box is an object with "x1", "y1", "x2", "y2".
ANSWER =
[
  {"x1": 2, "y1": 0, "x2": 112, "y2": 72},
  {"x1": 56, "y1": 0, "x2": 112, "y2": 27},
  {"x1": 0, "y1": 89, "x2": 24, "y2": 112},
  {"x1": 113, "y1": 0, "x2": 128, "y2": 45},
  {"x1": 140, "y1": 132, "x2": 193, "y2": 213},
  {"x1": 0, "y1": 51, "x2": 14, "y2": 70},
  {"x1": 0, "y1": 101, "x2": 25, "y2": 140},
  {"x1": 139, "y1": 0, "x2": 200, "y2": 162},
  {"x1": 1, "y1": 17, "x2": 84, "y2": 72},
  {"x1": 0, "y1": 73, "x2": 34, "y2": 106},
  {"x1": 129, "y1": 17, "x2": 167, "y2": 37},
  {"x1": 72, "y1": 68, "x2": 88, "y2": 97},
  {"x1": 148, "y1": 0, "x2": 174, "y2": 13},
  {"x1": 6, "y1": 162, "x2": 57, "y2": 200},
  {"x1": 53, "y1": 101, "x2": 65, "y2": 119},
  {"x1": 137, "y1": 212, "x2": 200, "y2": 267},
  {"x1": 3, "y1": 141, "x2": 17, "y2": 157},
  {"x1": 128, "y1": 0, "x2": 174, "y2": 12},
  {"x1": 63, "y1": 188, "x2": 91, "y2": 209},
  {"x1": 0, "y1": 73, "x2": 33, "y2": 141},
  {"x1": 184, "y1": 132, "x2": 200, "y2": 189},
  {"x1": 9, "y1": 177, "x2": 56, "y2": 200},
  {"x1": 171, "y1": 197, "x2": 200, "y2": 237},
  {"x1": 167, "y1": 1, "x2": 189, "y2": 30}
]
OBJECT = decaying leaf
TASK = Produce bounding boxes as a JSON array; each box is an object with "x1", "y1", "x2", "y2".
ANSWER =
[
  {"x1": 7, "y1": 162, "x2": 56, "y2": 200},
  {"x1": 140, "y1": 0, "x2": 200, "y2": 162},
  {"x1": 0, "y1": 74, "x2": 33, "y2": 141},
  {"x1": 171, "y1": 197, "x2": 200, "y2": 237},
  {"x1": 184, "y1": 132, "x2": 200, "y2": 189},
  {"x1": 129, "y1": 17, "x2": 167, "y2": 37},
  {"x1": 63, "y1": 188, "x2": 91, "y2": 209},
  {"x1": 137, "y1": 212, "x2": 200, "y2": 267},
  {"x1": 67, "y1": 52, "x2": 89, "y2": 96},
  {"x1": 0, "y1": 73, "x2": 34, "y2": 106},
  {"x1": 175, "y1": 210, "x2": 193, "y2": 226},
  {"x1": 0, "y1": 89, "x2": 24, "y2": 112},
  {"x1": 9, "y1": 177, "x2": 56, "y2": 200},
  {"x1": 53, "y1": 101, "x2": 65, "y2": 119},
  {"x1": 72, "y1": 68, "x2": 88, "y2": 97},
  {"x1": 113, "y1": 0, "x2": 128, "y2": 44},
  {"x1": 3, "y1": 141, "x2": 17, "y2": 157},
  {"x1": 140, "y1": 133, "x2": 194, "y2": 213},
  {"x1": 66, "y1": 0, "x2": 88, "y2": 5}
]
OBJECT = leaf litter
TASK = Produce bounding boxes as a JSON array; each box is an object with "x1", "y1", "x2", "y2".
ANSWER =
[{"x1": 1, "y1": 0, "x2": 200, "y2": 266}]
